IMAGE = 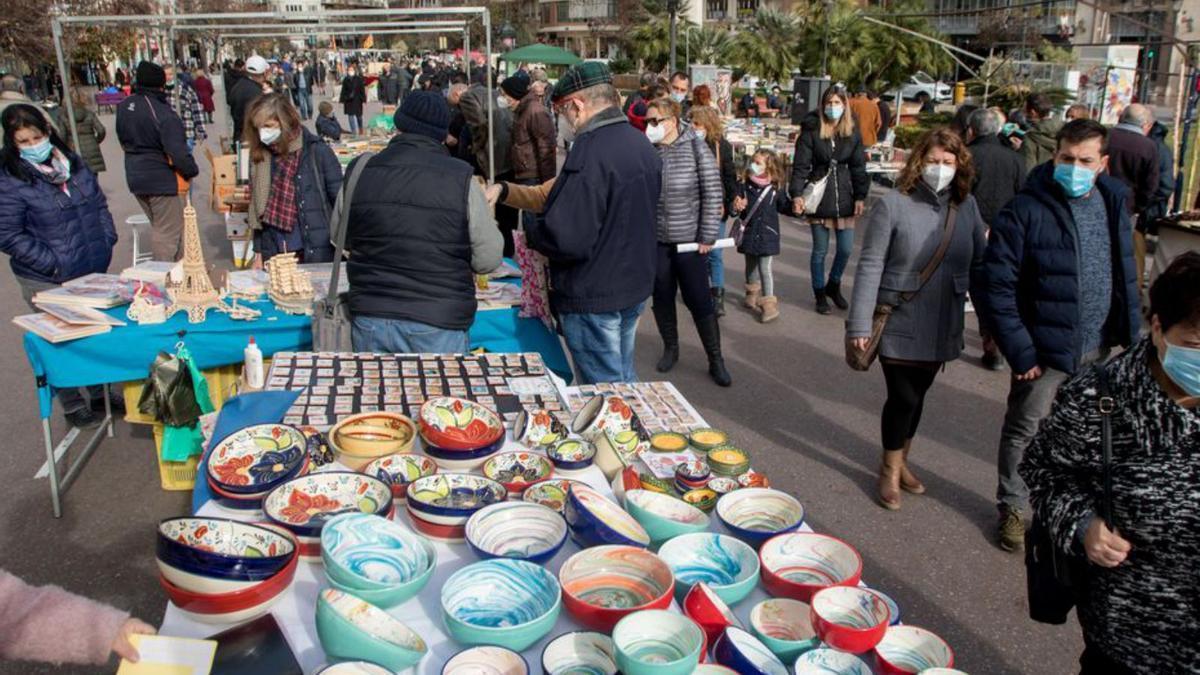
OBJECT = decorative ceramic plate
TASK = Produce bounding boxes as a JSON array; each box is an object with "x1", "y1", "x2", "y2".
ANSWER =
[
  {"x1": 208, "y1": 424, "x2": 307, "y2": 490},
  {"x1": 522, "y1": 478, "x2": 580, "y2": 514},
  {"x1": 264, "y1": 472, "x2": 393, "y2": 534},
  {"x1": 418, "y1": 397, "x2": 504, "y2": 451},
  {"x1": 322, "y1": 513, "x2": 432, "y2": 585},
  {"x1": 159, "y1": 517, "x2": 295, "y2": 560},
  {"x1": 407, "y1": 474, "x2": 507, "y2": 515},
  {"x1": 483, "y1": 452, "x2": 553, "y2": 491}
]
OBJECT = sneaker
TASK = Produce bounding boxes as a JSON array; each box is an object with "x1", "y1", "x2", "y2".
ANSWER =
[
  {"x1": 998, "y1": 507, "x2": 1026, "y2": 552},
  {"x1": 90, "y1": 394, "x2": 126, "y2": 416},
  {"x1": 64, "y1": 407, "x2": 102, "y2": 430}
]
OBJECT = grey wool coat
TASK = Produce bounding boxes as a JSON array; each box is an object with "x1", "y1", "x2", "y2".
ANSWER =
[
  {"x1": 847, "y1": 183, "x2": 987, "y2": 362},
  {"x1": 655, "y1": 125, "x2": 722, "y2": 245}
]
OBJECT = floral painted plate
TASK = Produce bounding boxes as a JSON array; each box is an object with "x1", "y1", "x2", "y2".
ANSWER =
[
  {"x1": 263, "y1": 471, "x2": 393, "y2": 537},
  {"x1": 522, "y1": 478, "x2": 581, "y2": 514},
  {"x1": 418, "y1": 397, "x2": 504, "y2": 451},
  {"x1": 483, "y1": 452, "x2": 554, "y2": 493},
  {"x1": 208, "y1": 424, "x2": 307, "y2": 493}
]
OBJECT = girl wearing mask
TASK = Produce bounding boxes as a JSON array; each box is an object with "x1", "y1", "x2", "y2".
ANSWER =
[
  {"x1": 789, "y1": 87, "x2": 868, "y2": 315},
  {"x1": 689, "y1": 105, "x2": 735, "y2": 317},
  {"x1": 645, "y1": 97, "x2": 730, "y2": 386},
  {"x1": 846, "y1": 128, "x2": 986, "y2": 510},
  {"x1": 731, "y1": 149, "x2": 793, "y2": 323},
  {"x1": 339, "y1": 63, "x2": 367, "y2": 135},
  {"x1": 246, "y1": 93, "x2": 342, "y2": 267}
]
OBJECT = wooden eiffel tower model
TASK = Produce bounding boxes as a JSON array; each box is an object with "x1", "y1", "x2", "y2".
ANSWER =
[{"x1": 167, "y1": 197, "x2": 228, "y2": 323}]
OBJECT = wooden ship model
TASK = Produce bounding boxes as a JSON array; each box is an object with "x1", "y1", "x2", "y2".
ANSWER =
[
  {"x1": 266, "y1": 253, "x2": 315, "y2": 315},
  {"x1": 167, "y1": 197, "x2": 229, "y2": 323}
]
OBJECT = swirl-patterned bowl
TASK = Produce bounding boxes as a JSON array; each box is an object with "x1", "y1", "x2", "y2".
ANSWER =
[
  {"x1": 657, "y1": 532, "x2": 760, "y2": 606},
  {"x1": 623, "y1": 489, "x2": 710, "y2": 545},
  {"x1": 693, "y1": 666, "x2": 739, "y2": 674},
  {"x1": 522, "y1": 478, "x2": 581, "y2": 515},
  {"x1": 749, "y1": 598, "x2": 819, "y2": 662},
  {"x1": 419, "y1": 396, "x2": 505, "y2": 451},
  {"x1": 713, "y1": 626, "x2": 789, "y2": 675},
  {"x1": 716, "y1": 488, "x2": 805, "y2": 548},
  {"x1": 207, "y1": 424, "x2": 307, "y2": 494},
  {"x1": 541, "y1": 631, "x2": 618, "y2": 675},
  {"x1": 546, "y1": 439, "x2": 597, "y2": 474},
  {"x1": 759, "y1": 532, "x2": 863, "y2": 602},
  {"x1": 329, "y1": 412, "x2": 416, "y2": 471},
  {"x1": 868, "y1": 588, "x2": 902, "y2": 626},
  {"x1": 559, "y1": 545, "x2": 675, "y2": 632},
  {"x1": 363, "y1": 453, "x2": 437, "y2": 501},
  {"x1": 482, "y1": 451, "x2": 554, "y2": 495},
  {"x1": 683, "y1": 582, "x2": 741, "y2": 647},
  {"x1": 156, "y1": 517, "x2": 295, "y2": 583},
  {"x1": 314, "y1": 661, "x2": 391, "y2": 674},
  {"x1": 810, "y1": 586, "x2": 891, "y2": 654},
  {"x1": 873, "y1": 625, "x2": 954, "y2": 674},
  {"x1": 465, "y1": 501, "x2": 568, "y2": 564},
  {"x1": 320, "y1": 513, "x2": 437, "y2": 608},
  {"x1": 263, "y1": 472, "x2": 394, "y2": 540},
  {"x1": 441, "y1": 558, "x2": 563, "y2": 652},
  {"x1": 564, "y1": 483, "x2": 650, "y2": 549},
  {"x1": 406, "y1": 473, "x2": 506, "y2": 523},
  {"x1": 316, "y1": 588, "x2": 428, "y2": 672},
  {"x1": 612, "y1": 609, "x2": 705, "y2": 675},
  {"x1": 793, "y1": 648, "x2": 873, "y2": 675},
  {"x1": 442, "y1": 646, "x2": 530, "y2": 675}
]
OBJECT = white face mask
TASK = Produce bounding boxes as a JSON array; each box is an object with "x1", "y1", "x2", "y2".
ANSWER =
[
  {"x1": 694, "y1": 128, "x2": 706, "y2": 141},
  {"x1": 497, "y1": 96, "x2": 511, "y2": 109},
  {"x1": 749, "y1": 162, "x2": 766, "y2": 176},
  {"x1": 259, "y1": 126, "x2": 282, "y2": 145},
  {"x1": 645, "y1": 123, "x2": 667, "y2": 144},
  {"x1": 922, "y1": 163, "x2": 956, "y2": 192}
]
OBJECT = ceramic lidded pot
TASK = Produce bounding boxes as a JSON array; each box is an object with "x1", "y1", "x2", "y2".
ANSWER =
[{"x1": 513, "y1": 408, "x2": 568, "y2": 447}]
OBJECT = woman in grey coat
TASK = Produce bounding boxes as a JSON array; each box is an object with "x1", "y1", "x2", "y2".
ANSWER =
[
  {"x1": 847, "y1": 128, "x2": 987, "y2": 509},
  {"x1": 645, "y1": 97, "x2": 729, "y2": 386}
]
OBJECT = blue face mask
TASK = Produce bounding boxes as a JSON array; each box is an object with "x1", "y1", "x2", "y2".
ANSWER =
[
  {"x1": 670, "y1": 92, "x2": 686, "y2": 104},
  {"x1": 824, "y1": 105, "x2": 844, "y2": 120},
  {"x1": 1053, "y1": 163, "x2": 1097, "y2": 198},
  {"x1": 1161, "y1": 340, "x2": 1200, "y2": 397},
  {"x1": 19, "y1": 138, "x2": 52, "y2": 164}
]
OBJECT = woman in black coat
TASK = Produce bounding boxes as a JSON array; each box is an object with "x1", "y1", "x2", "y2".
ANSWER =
[
  {"x1": 689, "y1": 105, "x2": 736, "y2": 317},
  {"x1": 339, "y1": 64, "x2": 367, "y2": 135},
  {"x1": 790, "y1": 87, "x2": 869, "y2": 315}
]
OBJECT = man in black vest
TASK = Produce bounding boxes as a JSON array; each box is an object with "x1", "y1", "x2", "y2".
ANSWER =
[{"x1": 345, "y1": 91, "x2": 503, "y2": 354}]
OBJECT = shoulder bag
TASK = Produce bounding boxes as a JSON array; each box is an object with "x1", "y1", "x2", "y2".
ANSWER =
[
  {"x1": 800, "y1": 136, "x2": 834, "y2": 215},
  {"x1": 311, "y1": 152, "x2": 372, "y2": 352},
  {"x1": 1024, "y1": 363, "x2": 1115, "y2": 624},
  {"x1": 729, "y1": 184, "x2": 774, "y2": 247},
  {"x1": 845, "y1": 202, "x2": 958, "y2": 371}
]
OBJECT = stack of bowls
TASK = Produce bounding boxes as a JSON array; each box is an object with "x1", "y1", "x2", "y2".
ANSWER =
[
  {"x1": 716, "y1": 488, "x2": 805, "y2": 548},
  {"x1": 316, "y1": 588, "x2": 428, "y2": 672},
  {"x1": 565, "y1": 484, "x2": 651, "y2": 548},
  {"x1": 872, "y1": 626, "x2": 955, "y2": 674},
  {"x1": 320, "y1": 512, "x2": 437, "y2": 608},
  {"x1": 675, "y1": 459, "x2": 711, "y2": 493},
  {"x1": 328, "y1": 412, "x2": 416, "y2": 471},
  {"x1": 156, "y1": 517, "x2": 298, "y2": 624},
  {"x1": 558, "y1": 545, "x2": 675, "y2": 631},
  {"x1": 466, "y1": 502, "x2": 568, "y2": 564},
  {"x1": 418, "y1": 397, "x2": 506, "y2": 471},
  {"x1": 443, "y1": 646, "x2": 530, "y2": 675},
  {"x1": 810, "y1": 586, "x2": 891, "y2": 654},
  {"x1": 406, "y1": 473, "x2": 506, "y2": 542},
  {"x1": 441, "y1": 559, "x2": 563, "y2": 651},
  {"x1": 688, "y1": 428, "x2": 730, "y2": 451},
  {"x1": 657, "y1": 533, "x2": 760, "y2": 606},
  {"x1": 706, "y1": 446, "x2": 751, "y2": 477},
  {"x1": 362, "y1": 452, "x2": 437, "y2": 502},
  {"x1": 623, "y1": 489, "x2": 710, "y2": 546},
  {"x1": 758, "y1": 532, "x2": 863, "y2": 601},
  {"x1": 612, "y1": 609, "x2": 705, "y2": 675},
  {"x1": 263, "y1": 472, "x2": 394, "y2": 560},
  {"x1": 749, "y1": 598, "x2": 820, "y2": 662},
  {"x1": 541, "y1": 632, "x2": 618, "y2": 675},
  {"x1": 713, "y1": 626, "x2": 790, "y2": 675},
  {"x1": 206, "y1": 423, "x2": 309, "y2": 510},
  {"x1": 482, "y1": 451, "x2": 554, "y2": 496}
]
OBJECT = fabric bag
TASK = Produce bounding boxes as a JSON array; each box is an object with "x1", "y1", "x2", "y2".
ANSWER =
[
  {"x1": 845, "y1": 204, "x2": 958, "y2": 371},
  {"x1": 1025, "y1": 363, "x2": 1115, "y2": 624},
  {"x1": 312, "y1": 152, "x2": 372, "y2": 352},
  {"x1": 800, "y1": 136, "x2": 836, "y2": 215},
  {"x1": 514, "y1": 230, "x2": 553, "y2": 331},
  {"x1": 729, "y1": 184, "x2": 774, "y2": 248}
]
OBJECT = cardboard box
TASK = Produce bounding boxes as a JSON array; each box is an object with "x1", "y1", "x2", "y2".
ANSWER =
[
  {"x1": 213, "y1": 184, "x2": 245, "y2": 213},
  {"x1": 212, "y1": 153, "x2": 237, "y2": 185}
]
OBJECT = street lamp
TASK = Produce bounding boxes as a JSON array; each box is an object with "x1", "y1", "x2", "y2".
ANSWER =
[
  {"x1": 500, "y1": 21, "x2": 516, "y2": 50},
  {"x1": 668, "y1": 0, "x2": 679, "y2": 74}
]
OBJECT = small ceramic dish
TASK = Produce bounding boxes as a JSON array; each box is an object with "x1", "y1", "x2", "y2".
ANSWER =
[
  {"x1": 872, "y1": 625, "x2": 955, "y2": 674},
  {"x1": 716, "y1": 488, "x2": 805, "y2": 548},
  {"x1": 559, "y1": 545, "x2": 675, "y2": 632},
  {"x1": 650, "y1": 431, "x2": 689, "y2": 453},
  {"x1": 418, "y1": 396, "x2": 504, "y2": 451},
  {"x1": 541, "y1": 631, "x2": 618, "y2": 675},
  {"x1": 329, "y1": 412, "x2": 416, "y2": 471},
  {"x1": 749, "y1": 598, "x2": 820, "y2": 662},
  {"x1": 442, "y1": 646, "x2": 529, "y2": 675},
  {"x1": 465, "y1": 501, "x2": 568, "y2": 564},
  {"x1": 810, "y1": 586, "x2": 891, "y2": 654},
  {"x1": 611, "y1": 609, "x2": 704, "y2": 675},
  {"x1": 658, "y1": 532, "x2": 760, "y2": 606},
  {"x1": 708, "y1": 476, "x2": 739, "y2": 495},
  {"x1": 793, "y1": 648, "x2": 873, "y2": 675},
  {"x1": 522, "y1": 478, "x2": 581, "y2": 515},
  {"x1": 406, "y1": 473, "x2": 506, "y2": 520},
  {"x1": 683, "y1": 582, "x2": 741, "y2": 646},
  {"x1": 713, "y1": 626, "x2": 790, "y2": 675},
  {"x1": 758, "y1": 532, "x2": 863, "y2": 602},
  {"x1": 706, "y1": 446, "x2": 751, "y2": 477},
  {"x1": 363, "y1": 452, "x2": 437, "y2": 501},
  {"x1": 737, "y1": 470, "x2": 770, "y2": 489},
  {"x1": 545, "y1": 439, "x2": 597, "y2": 474},
  {"x1": 441, "y1": 559, "x2": 563, "y2": 652},
  {"x1": 314, "y1": 661, "x2": 391, "y2": 674},
  {"x1": 675, "y1": 459, "x2": 711, "y2": 483},
  {"x1": 316, "y1": 589, "x2": 428, "y2": 672},
  {"x1": 482, "y1": 451, "x2": 554, "y2": 495},
  {"x1": 639, "y1": 474, "x2": 673, "y2": 495},
  {"x1": 681, "y1": 487, "x2": 719, "y2": 513},
  {"x1": 564, "y1": 483, "x2": 651, "y2": 548},
  {"x1": 623, "y1": 489, "x2": 710, "y2": 545},
  {"x1": 263, "y1": 471, "x2": 393, "y2": 539},
  {"x1": 207, "y1": 424, "x2": 307, "y2": 494},
  {"x1": 688, "y1": 428, "x2": 729, "y2": 451}
]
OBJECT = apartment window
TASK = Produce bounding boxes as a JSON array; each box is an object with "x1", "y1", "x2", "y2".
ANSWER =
[
  {"x1": 706, "y1": 0, "x2": 727, "y2": 20},
  {"x1": 556, "y1": 0, "x2": 569, "y2": 20},
  {"x1": 737, "y1": 0, "x2": 756, "y2": 17}
]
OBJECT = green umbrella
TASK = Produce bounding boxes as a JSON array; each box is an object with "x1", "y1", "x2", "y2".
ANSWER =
[{"x1": 498, "y1": 44, "x2": 584, "y2": 66}]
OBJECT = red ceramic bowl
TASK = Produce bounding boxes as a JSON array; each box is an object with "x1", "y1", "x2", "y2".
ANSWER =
[
  {"x1": 694, "y1": 617, "x2": 710, "y2": 663},
  {"x1": 159, "y1": 542, "x2": 298, "y2": 615},
  {"x1": 684, "y1": 582, "x2": 741, "y2": 646},
  {"x1": 873, "y1": 625, "x2": 955, "y2": 674},
  {"x1": 810, "y1": 586, "x2": 890, "y2": 654},
  {"x1": 418, "y1": 397, "x2": 505, "y2": 451},
  {"x1": 759, "y1": 532, "x2": 863, "y2": 602},
  {"x1": 406, "y1": 505, "x2": 466, "y2": 542},
  {"x1": 559, "y1": 545, "x2": 675, "y2": 632}
]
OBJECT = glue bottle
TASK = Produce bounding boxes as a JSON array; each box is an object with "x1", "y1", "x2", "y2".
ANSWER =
[{"x1": 244, "y1": 336, "x2": 264, "y2": 389}]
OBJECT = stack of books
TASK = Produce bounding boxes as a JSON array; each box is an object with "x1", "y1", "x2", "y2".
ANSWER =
[
  {"x1": 30, "y1": 273, "x2": 133, "y2": 309},
  {"x1": 120, "y1": 261, "x2": 178, "y2": 288},
  {"x1": 15, "y1": 274, "x2": 131, "y2": 343}
]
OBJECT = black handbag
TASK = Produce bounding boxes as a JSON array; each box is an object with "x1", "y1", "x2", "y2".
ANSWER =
[{"x1": 1024, "y1": 363, "x2": 1115, "y2": 624}]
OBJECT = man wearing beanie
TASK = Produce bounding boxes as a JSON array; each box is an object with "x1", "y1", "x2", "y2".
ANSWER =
[
  {"x1": 504, "y1": 70, "x2": 556, "y2": 187},
  {"x1": 116, "y1": 60, "x2": 199, "y2": 260},
  {"x1": 343, "y1": 91, "x2": 503, "y2": 354}
]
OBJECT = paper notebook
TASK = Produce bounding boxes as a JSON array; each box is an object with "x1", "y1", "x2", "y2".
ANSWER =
[{"x1": 116, "y1": 635, "x2": 217, "y2": 675}]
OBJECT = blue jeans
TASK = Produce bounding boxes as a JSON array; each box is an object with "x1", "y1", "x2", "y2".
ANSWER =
[
  {"x1": 347, "y1": 114, "x2": 363, "y2": 134},
  {"x1": 810, "y1": 223, "x2": 854, "y2": 291},
  {"x1": 708, "y1": 219, "x2": 726, "y2": 289},
  {"x1": 351, "y1": 315, "x2": 469, "y2": 354},
  {"x1": 296, "y1": 90, "x2": 312, "y2": 119},
  {"x1": 560, "y1": 302, "x2": 644, "y2": 384}
]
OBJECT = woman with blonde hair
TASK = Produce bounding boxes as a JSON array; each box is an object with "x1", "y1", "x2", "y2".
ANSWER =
[
  {"x1": 245, "y1": 92, "x2": 342, "y2": 267},
  {"x1": 789, "y1": 86, "x2": 868, "y2": 314},
  {"x1": 846, "y1": 127, "x2": 987, "y2": 510},
  {"x1": 689, "y1": 104, "x2": 736, "y2": 316}
]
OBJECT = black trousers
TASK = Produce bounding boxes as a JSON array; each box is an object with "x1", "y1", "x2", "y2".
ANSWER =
[
  {"x1": 495, "y1": 172, "x2": 518, "y2": 258},
  {"x1": 880, "y1": 359, "x2": 940, "y2": 451},
  {"x1": 654, "y1": 243, "x2": 714, "y2": 320},
  {"x1": 1079, "y1": 644, "x2": 1136, "y2": 675}
]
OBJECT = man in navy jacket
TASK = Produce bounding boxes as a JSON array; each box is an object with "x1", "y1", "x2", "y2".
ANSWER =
[{"x1": 973, "y1": 119, "x2": 1140, "y2": 553}]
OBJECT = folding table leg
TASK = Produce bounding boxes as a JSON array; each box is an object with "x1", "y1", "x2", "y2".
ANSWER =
[
  {"x1": 104, "y1": 383, "x2": 114, "y2": 438},
  {"x1": 42, "y1": 418, "x2": 62, "y2": 519}
]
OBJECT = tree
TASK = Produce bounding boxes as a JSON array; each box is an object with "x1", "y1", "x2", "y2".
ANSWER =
[
  {"x1": 626, "y1": 11, "x2": 697, "y2": 73},
  {"x1": 0, "y1": 0, "x2": 54, "y2": 67},
  {"x1": 685, "y1": 24, "x2": 732, "y2": 66},
  {"x1": 727, "y1": 9, "x2": 799, "y2": 85}
]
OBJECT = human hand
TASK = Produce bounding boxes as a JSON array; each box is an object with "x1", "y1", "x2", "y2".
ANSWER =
[
  {"x1": 1083, "y1": 519, "x2": 1132, "y2": 568},
  {"x1": 112, "y1": 618, "x2": 156, "y2": 663},
  {"x1": 1015, "y1": 366, "x2": 1043, "y2": 381},
  {"x1": 850, "y1": 337, "x2": 869, "y2": 351},
  {"x1": 854, "y1": 200, "x2": 865, "y2": 217},
  {"x1": 251, "y1": 253, "x2": 263, "y2": 271},
  {"x1": 485, "y1": 183, "x2": 503, "y2": 207},
  {"x1": 445, "y1": 134, "x2": 458, "y2": 147},
  {"x1": 698, "y1": 243, "x2": 714, "y2": 255},
  {"x1": 792, "y1": 197, "x2": 805, "y2": 214},
  {"x1": 733, "y1": 196, "x2": 748, "y2": 212}
]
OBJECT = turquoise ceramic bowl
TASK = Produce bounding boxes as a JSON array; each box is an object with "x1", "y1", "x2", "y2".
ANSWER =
[
  {"x1": 749, "y1": 598, "x2": 820, "y2": 662},
  {"x1": 623, "y1": 489, "x2": 710, "y2": 545},
  {"x1": 320, "y1": 513, "x2": 437, "y2": 607},
  {"x1": 612, "y1": 609, "x2": 704, "y2": 675},
  {"x1": 315, "y1": 589, "x2": 427, "y2": 672},
  {"x1": 441, "y1": 558, "x2": 563, "y2": 652},
  {"x1": 657, "y1": 532, "x2": 760, "y2": 606},
  {"x1": 540, "y1": 631, "x2": 618, "y2": 675}
]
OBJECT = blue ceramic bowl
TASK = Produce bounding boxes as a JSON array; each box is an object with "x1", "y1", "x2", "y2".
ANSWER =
[
  {"x1": 441, "y1": 558, "x2": 563, "y2": 652},
  {"x1": 206, "y1": 424, "x2": 308, "y2": 495},
  {"x1": 156, "y1": 517, "x2": 295, "y2": 581},
  {"x1": 540, "y1": 631, "x2": 618, "y2": 675},
  {"x1": 422, "y1": 433, "x2": 507, "y2": 460},
  {"x1": 793, "y1": 648, "x2": 873, "y2": 675},
  {"x1": 713, "y1": 626, "x2": 789, "y2": 675},
  {"x1": 465, "y1": 502, "x2": 568, "y2": 565},
  {"x1": 867, "y1": 588, "x2": 902, "y2": 626},
  {"x1": 546, "y1": 439, "x2": 597, "y2": 473},
  {"x1": 262, "y1": 471, "x2": 394, "y2": 539},
  {"x1": 657, "y1": 532, "x2": 760, "y2": 606},
  {"x1": 407, "y1": 473, "x2": 507, "y2": 520},
  {"x1": 443, "y1": 646, "x2": 531, "y2": 675},
  {"x1": 564, "y1": 483, "x2": 650, "y2": 549},
  {"x1": 611, "y1": 609, "x2": 704, "y2": 675},
  {"x1": 315, "y1": 588, "x2": 428, "y2": 672},
  {"x1": 320, "y1": 513, "x2": 437, "y2": 608},
  {"x1": 715, "y1": 488, "x2": 805, "y2": 548}
]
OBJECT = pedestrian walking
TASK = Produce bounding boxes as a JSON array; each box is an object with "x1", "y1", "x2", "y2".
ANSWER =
[
  {"x1": 229, "y1": 56, "x2": 270, "y2": 143},
  {"x1": 55, "y1": 90, "x2": 107, "y2": 175},
  {"x1": 192, "y1": 70, "x2": 215, "y2": 124},
  {"x1": 1017, "y1": 93, "x2": 1063, "y2": 171},
  {"x1": 504, "y1": 70, "x2": 556, "y2": 185},
  {"x1": 849, "y1": 88, "x2": 881, "y2": 147},
  {"x1": 732, "y1": 149, "x2": 793, "y2": 323},
  {"x1": 689, "y1": 105, "x2": 735, "y2": 317},
  {"x1": 164, "y1": 64, "x2": 206, "y2": 151},
  {"x1": 289, "y1": 58, "x2": 314, "y2": 121},
  {"x1": 339, "y1": 63, "x2": 366, "y2": 135},
  {"x1": 1107, "y1": 103, "x2": 1160, "y2": 290}
]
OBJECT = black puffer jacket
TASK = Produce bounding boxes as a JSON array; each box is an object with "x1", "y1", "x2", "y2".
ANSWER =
[
  {"x1": 967, "y1": 133, "x2": 1026, "y2": 226},
  {"x1": 115, "y1": 88, "x2": 198, "y2": 196},
  {"x1": 789, "y1": 112, "x2": 868, "y2": 219}
]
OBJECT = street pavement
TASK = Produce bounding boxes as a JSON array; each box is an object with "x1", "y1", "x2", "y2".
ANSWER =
[{"x1": 0, "y1": 90, "x2": 1084, "y2": 674}]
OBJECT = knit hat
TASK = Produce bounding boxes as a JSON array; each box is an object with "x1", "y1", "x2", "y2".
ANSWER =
[
  {"x1": 394, "y1": 91, "x2": 450, "y2": 142},
  {"x1": 136, "y1": 61, "x2": 166, "y2": 89},
  {"x1": 551, "y1": 62, "x2": 612, "y2": 103},
  {"x1": 500, "y1": 71, "x2": 530, "y2": 101},
  {"x1": 245, "y1": 55, "x2": 269, "y2": 75}
]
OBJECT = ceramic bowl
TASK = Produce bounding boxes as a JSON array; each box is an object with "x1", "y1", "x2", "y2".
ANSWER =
[
  {"x1": 363, "y1": 453, "x2": 437, "y2": 501},
  {"x1": 571, "y1": 395, "x2": 640, "y2": 442},
  {"x1": 206, "y1": 476, "x2": 270, "y2": 511},
  {"x1": 320, "y1": 513, "x2": 437, "y2": 606},
  {"x1": 676, "y1": 458, "x2": 711, "y2": 481},
  {"x1": 716, "y1": 488, "x2": 805, "y2": 548},
  {"x1": 207, "y1": 423, "x2": 308, "y2": 494},
  {"x1": 693, "y1": 666, "x2": 740, "y2": 674},
  {"x1": 406, "y1": 505, "x2": 467, "y2": 542},
  {"x1": 329, "y1": 412, "x2": 416, "y2": 470},
  {"x1": 522, "y1": 478, "x2": 580, "y2": 515},
  {"x1": 465, "y1": 501, "x2": 568, "y2": 564},
  {"x1": 156, "y1": 517, "x2": 295, "y2": 582},
  {"x1": 558, "y1": 545, "x2": 675, "y2": 632},
  {"x1": 737, "y1": 470, "x2": 770, "y2": 489},
  {"x1": 541, "y1": 631, "x2": 618, "y2": 675},
  {"x1": 657, "y1": 532, "x2": 760, "y2": 606},
  {"x1": 406, "y1": 473, "x2": 506, "y2": 521},
  {"x1": 513, "y1": 408, "x2": 568, "y2": 448},
  {"x1": 418, "y1": 396, "x2": 504, "y2": 451},
  {"x1": 546, "y1": 439, "x2": 597, "y2": 474},
  {"x1": 873, "y1": 625, "x2": 955, "y2": 674},
  {"x1": 713, "y1": 626, "x2": 789, "y2": 675},
  {"x1": 316, "y1": 588, "x2": 428, "y2": 672},
  {"x1": 314, "y1": 661, "x2": 391, "y2": 675},
  {"x1": 708, "y1": 476, "x2": 739, "y2": 495},
  {"x1": 681, "y1": 488, "x2": 719, "y2": 513},
  {"x1": 442, "y1": 646, "x2": 530, "y2": 675},
  {"x1": 639, "y1": 474, "x2": 674, "y2": 495},
  {"x1": 564, "y1": 483, "x2": 650, "y2": 548},
  {"x1": 759, "y1": 532, "x2": 863, "y2": 602},
  {"x1": 156, "y1": 559, "x2": 261, "y2": 595},
  {"x1": 262, "y1": 471, "x2": 393, "y2": 539},
  {"x1": 810, "y1": 586, "x2": 891, "y2": 654},
  {"x1": 705, "y1": 446, "x2": 751, "y2": 477},
  {"x1": 158, "y1": 543, "x2": 297, "y2": 624},
  {"x1": 482, "y1": 451, "x2": 554, "y2": 495},
  {"x1": 421, "y1": 433, "x2": 507, "y2": 460},
  {"x1": 683, "y1": 582, "x2": 741, "y2": 646},
  {"x1": 623, "y1": 489, "x2": 710, "y2": 545},
  {"x1": 749, "y1": 598, "x2": 820, "y2": 662},
  {"x1": 689, "y1": 428, "x2": 730, "y2": 451},
  {"x1": 918, "y1": 669, "x2": 969, "y2": 675},
  {"x1": 650, "y1": 431, "x2": 690, "y2": 453},
  {"x1": 868, "y1": 588, "x2": 902, "y2": 626},
  {"x1": 441, "y1": 558, "x2": 563, "y2": 652},
  {"x1": 423, "y1": 445, "x2": 504, "y2": 472},
  {"x1": 793, "y1": 648, "x2": 873, "y2": 675},
  {"x1": 612, "y1": 609, "x2": 705, "y2": 675}
]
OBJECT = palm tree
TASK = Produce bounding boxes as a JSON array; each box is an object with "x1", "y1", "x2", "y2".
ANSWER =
[
  {"x1": 627, "y1": 12, "x2": 698, "y2": 72},
  {"x1": 727, "y1": 10, "x2": 800, "y2": 85},
  {"x1": 686, "y1": 25, "x2": 733, "y2": 65}
]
